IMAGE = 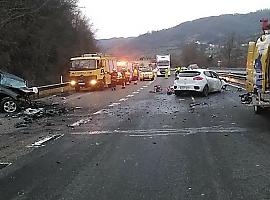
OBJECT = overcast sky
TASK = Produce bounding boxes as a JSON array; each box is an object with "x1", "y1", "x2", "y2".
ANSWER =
[{"x1": 79, "y1": 0, "x2": 269, "y2": 39}]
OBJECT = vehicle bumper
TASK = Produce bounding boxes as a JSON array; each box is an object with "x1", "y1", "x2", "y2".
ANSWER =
[
  {"x1": 141, "y1": 76, "x2": 154, "y2": 80},
  {"x1": 70, "y1": 80, "x2": 100, "y2": 89},
  {"x1": 173, "y1": 85, "x2": 204, "y2": 92}
]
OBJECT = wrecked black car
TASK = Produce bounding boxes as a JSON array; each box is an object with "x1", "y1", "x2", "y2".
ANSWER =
[{"x1": 0, "y1": 71, "x2": 35, "y2": 113}]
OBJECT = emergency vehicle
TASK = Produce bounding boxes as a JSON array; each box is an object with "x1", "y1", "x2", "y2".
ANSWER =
[
  {"x1": 69, "y1": 53, "x2": 116, "y2": 91},
  {"x1": 244, "y1": 19, "x2": 270, "y2": 113}
]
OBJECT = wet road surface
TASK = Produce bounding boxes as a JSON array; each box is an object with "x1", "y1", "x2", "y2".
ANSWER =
[{"x1": 1, "y1": 77, "x2": 270, "y2": 199}]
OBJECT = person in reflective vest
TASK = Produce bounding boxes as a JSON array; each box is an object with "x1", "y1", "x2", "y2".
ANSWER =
[
  {"x1": 121, "y1": 69, "x2": 126, "y2": 89},
  {"x1": 111, "y1": 69, "x2": 117, "y2": 90},
  {"x1": 165, "y1": 68, "x2": 169, "y2": 79},
  {"x1": 125, "y1": 69, "x2": 131, "y2": 85},
  {"x1": 175, "y1": 66, "x2": 181, "y2": 76},
  {"x1": 133, "y1": 67, "x2": 139, "y2": 84}
]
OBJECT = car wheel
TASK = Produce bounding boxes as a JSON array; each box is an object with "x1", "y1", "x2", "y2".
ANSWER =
[
  {"x1": 202, "y1": 85, "x2": 209, "y2": 97},
  {"x1": 175, "y1": 90, "x2": 181, "y2": 96},
  {"x1": 1, "y1": 97, "x2": 18, "y2": 113}
]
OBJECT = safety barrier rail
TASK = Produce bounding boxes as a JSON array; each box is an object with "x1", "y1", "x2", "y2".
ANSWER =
[
  {"x1": 34, "y1": 82, "x2": 72, "y2": 98},
  {"x1": 37, "y1": 82, "x2": 69, "y2": 91},
  {"x1": 218, "y1": 72, "x2": 246, "y2": 87}
]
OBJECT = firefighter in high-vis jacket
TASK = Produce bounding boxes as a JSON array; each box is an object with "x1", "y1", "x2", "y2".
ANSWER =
[
  {"x1": 125, "y1": 69, "x2": 131, "y2": 85},
  {"x1": 165, "y1": 68, "x2": 169, "y2": 79},
  {"x1": 175, "y1": 66, "x2": 181, "y2": 76},
  {"x1": 111, "y1": 69, "x2": 118, "y2": 90},
  {"x1": 133, "y1": 67, "x2": 139, "y2": 84}
]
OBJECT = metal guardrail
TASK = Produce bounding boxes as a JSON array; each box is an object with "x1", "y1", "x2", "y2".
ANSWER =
[
  {"x1": 37, "y1": 82, "x2": 69, "y2": 91},
  {"x1": 218, "y1": 72, "x2": 246, "y2": 87},
  {"x1": 34, "y1": 82, "x2": 72, "y2": 98}
]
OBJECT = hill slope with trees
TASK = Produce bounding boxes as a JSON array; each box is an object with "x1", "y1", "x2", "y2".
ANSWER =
[
  {"x1": 0, "y1": 0, "x2": 97, "y2": 85},
  {"x1": 99, "y1": 9, "x2": 270, "y2": 58}
]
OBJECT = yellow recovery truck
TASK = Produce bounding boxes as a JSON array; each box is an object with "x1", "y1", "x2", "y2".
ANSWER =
[
  {"x1": 243, "y1": 19, "x2": 270, "y2": 113},
  {"x1": 69, "y1": 53, "x2": 117, "y2": 91}
]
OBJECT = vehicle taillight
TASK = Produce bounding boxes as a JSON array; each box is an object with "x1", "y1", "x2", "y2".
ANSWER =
[{"x1": 193, "y1": 76, "x2": 204, "y2": 80}]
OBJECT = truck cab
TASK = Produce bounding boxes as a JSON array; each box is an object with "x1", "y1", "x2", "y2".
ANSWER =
[
  {"x1": 69, "y1": 54, "x2": 116, "y2": 91},
  {"x1": 156, "y1": 55, "x2": 171, "y2": 76}
]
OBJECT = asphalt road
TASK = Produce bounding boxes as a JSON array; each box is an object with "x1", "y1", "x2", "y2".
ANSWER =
[{"x1": 1, "y1": 77, "x2": 270, "y2": 200}]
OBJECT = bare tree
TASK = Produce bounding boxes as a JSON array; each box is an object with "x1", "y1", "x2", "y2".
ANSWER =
[
  {"x1": 222, "y1": 33, "x2": 236, "y2": 67},
  {"x1": 181, "y1": 43, "x2": 208, "y2": 67}
]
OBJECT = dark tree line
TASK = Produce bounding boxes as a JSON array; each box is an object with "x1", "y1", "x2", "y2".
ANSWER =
[
  {"x1": 0, "y1": 0, "x2": 98, "y2": 85},
  {"x1": 171, "y1": 33, "x2": 247, "y2": 69}
]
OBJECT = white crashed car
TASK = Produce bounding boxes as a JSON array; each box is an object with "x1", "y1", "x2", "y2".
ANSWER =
[{"x1": 174, "y1": 69, "x2": 223, "y2": 96}]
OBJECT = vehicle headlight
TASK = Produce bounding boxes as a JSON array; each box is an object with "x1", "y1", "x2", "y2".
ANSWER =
[
  {"x1": 90, "y1": 79, "x2": 97, "y2": 85},
  {"x1": 70, "y1": 80, "x2": 76, "y2": 86}
]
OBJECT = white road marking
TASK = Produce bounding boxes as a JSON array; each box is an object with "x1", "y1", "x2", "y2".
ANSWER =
[
  {"x1": 126, "y1": 94, "x2": 134, "y2": 98},
  {"x1": 191, "y1": 96, "x2": 195, "y2": 102},
  {"x1": 119, "y1": 98, "x2": 128, "y2": 102},
  {"x1": 69, "y1": 118, "x2": 92, "y2": 127},
  {"x1": 143, "y1": 85, "x2": 148, "y2": 88},
  {"x1": 130, "y1": 133, "x2": 169, "y2": 137},
  {"x1": 27, "y1": 134, "x2": 64, "y2": 148},
  {"x1": 108, "y1": 103, "x2": 121, "y2": 107},
  {"x1": 140, "y1": 88, "x2": 144, "y2": 90},
  {"x1": 133, "y1": 92, "x2": 139, "y2": 94},
  {"x1": 71, "y1": 126, "x2": 247, "y2": 136},
  {"x1": 93, "y1": 110, "x2": 103, "y2": 115},
  {"x1": 137, "y1": 89, "x2": 141, "y2": 92}
]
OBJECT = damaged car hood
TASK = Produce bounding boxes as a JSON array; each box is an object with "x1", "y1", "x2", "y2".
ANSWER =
[{"x1": 0, "y1": 85, "x2": 35, "y2": 98}]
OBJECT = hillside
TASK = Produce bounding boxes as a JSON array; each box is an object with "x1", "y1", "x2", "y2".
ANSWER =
[
  {"x1": 0, "y1": 0, "x2": 97, "y2": 85},
  {"x1": 98, "y1": 9, "x2": 270, "y2": 57}
]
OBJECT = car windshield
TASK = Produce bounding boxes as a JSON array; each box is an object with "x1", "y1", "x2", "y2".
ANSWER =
[
  {"x1": 157, "y1": 61, "x2": 169, "y2": 66},
  {"x1": 71, "y1": 59, "x2": 96, "y2": 70},
  {"x1": 0, "y1": 75, "x2": 26, "y2": 88},
  {"x1": 178, "y1": 71, "x2": 201, "y2": 77}
]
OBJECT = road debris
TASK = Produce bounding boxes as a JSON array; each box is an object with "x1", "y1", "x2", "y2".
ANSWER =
[
  {"x1": 239, "y1": 93, "x2": 252, "y2": 104},
  {"x1": 167, "y1": 86, "x2": 174, "y2": 95},
  {"x1": 24, "y1": 108, "x2": 44, "y2": 116},
  {"x1": 149, "y1": 85, "x2": 162, "y2": 93},
  {"x1": 9, "y1": 101, "x2": 70, "y2": 128}
]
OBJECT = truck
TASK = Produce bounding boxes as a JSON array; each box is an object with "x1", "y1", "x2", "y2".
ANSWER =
[
  {"x1": 156, "y1": 55, "x2": 171, "y2": 76},
  {"x1": 69, "y1": 53, "x2": 117, "y2": 91},
  {"x1": 243, "y1": 19, "x2": 270, "y2": 114}
]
